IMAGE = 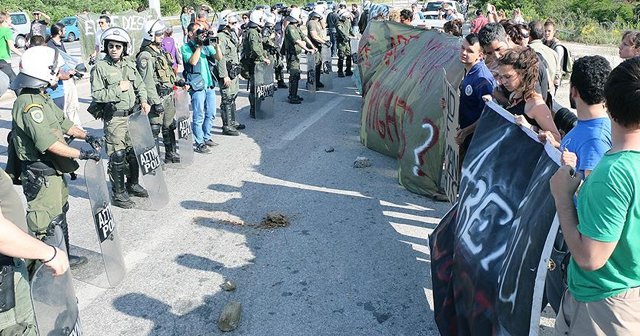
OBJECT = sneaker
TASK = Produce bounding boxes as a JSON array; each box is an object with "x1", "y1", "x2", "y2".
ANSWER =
[
  {"x1": 204, "y1": 139, "x2": 219, "y2": 147},
  {"x1": 194, "y1": 143, "x2": 211, "y2": 153}
]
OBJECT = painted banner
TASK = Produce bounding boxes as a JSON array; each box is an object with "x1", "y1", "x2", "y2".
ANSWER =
[
  {"x1": 430, "y1": 101, "x2": 562, "y2": 335},
  {"x1": 77, "y1": 10, "x2": 159, "y2": 64},
  {"x1": 442, "y1": 70, "x2": 460, "y2": 203},
  {"x1": 358, "y1": 21, "x2": 464, "y2": 198}
]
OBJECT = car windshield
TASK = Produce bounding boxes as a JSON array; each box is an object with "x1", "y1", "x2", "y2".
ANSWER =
[
  {"x1": 11, "y1": 14, "x2": 27, "y2": 25},
  {"x1": 425, "y1": 2, "x2": 444, "y2": 11}
]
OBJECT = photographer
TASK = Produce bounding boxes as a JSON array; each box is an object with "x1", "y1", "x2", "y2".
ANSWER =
[
  {"x1": 216, "y1": 11, "x2": 245, "y2": 136},
  {"x1": 181, "y1": 23, "x2": 223, "y2": 153}
]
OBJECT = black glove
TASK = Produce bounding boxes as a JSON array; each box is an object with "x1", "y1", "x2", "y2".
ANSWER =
[
  {"x1": 152, "y1": 104, "x2": 165, "y2": 114},
  {"x1": 85, "y1": 134, "x2": 105, "y2": 151},
  {"x1": 79, "y1": 148, "x2": 101, "y2": 161}
]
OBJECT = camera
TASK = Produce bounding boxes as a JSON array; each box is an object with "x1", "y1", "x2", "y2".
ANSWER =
[{"x1": 195, "y1": 29, "x2": 218, "y2": 46}]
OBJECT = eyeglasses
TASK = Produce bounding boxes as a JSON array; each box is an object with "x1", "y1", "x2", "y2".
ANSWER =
[
  {"x1": 229, "y1": 21, "x2": 238, "y2": 25},
  {"x1": 107, "y1": 43, "x2": 123, "y2": 50},
  {"x1": 98, "y1": 21, "x2": 107, "y2": 25}
]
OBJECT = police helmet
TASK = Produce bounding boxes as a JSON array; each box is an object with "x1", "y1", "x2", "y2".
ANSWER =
[
  {"x1": 142, "y1": 19, "x2": 167, "y2": 41},
  {"x1": 12, "y1": 46, "x2": 64, "y2": 91},
  {"x1": 101, "y1": 27, "x2": 132, "y2": 56},
  {"x1": 249, "y1": 10, "x2": 266, "y2": 26}
]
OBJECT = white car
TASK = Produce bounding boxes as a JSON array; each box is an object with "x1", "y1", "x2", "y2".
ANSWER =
[
  {"x1": 414, "y1": 1, "x2": 463, "y2": 29},
  {"x1": 9, "y1": 12, "x2": 31, "y2": 48}
]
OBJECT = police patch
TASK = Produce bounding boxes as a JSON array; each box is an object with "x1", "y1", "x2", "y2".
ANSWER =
[
  {"x1": 139, "y1": 57, "x2": 148, "y2": 70},
  {"x1": 30, "y1": 109, "x2": 44, "y2": 123},
  {"x1": 465, "y1": 85, "x2": 473, "y2": 96}
]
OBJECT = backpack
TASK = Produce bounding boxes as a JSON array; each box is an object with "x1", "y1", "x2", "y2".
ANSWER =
[{"x1": 550, "y1": 41, "x2": 573, "y2": 77}]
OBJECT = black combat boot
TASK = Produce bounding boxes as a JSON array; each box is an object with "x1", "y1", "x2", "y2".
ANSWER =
[
  {"x1": 288, "y1": 79, "x2": 301, "y2": 104},
  {"x1": 229, "y1": 101, "x2": 245, "y2": 130},
  {"x1": 345, "y1": 55, "x2": 353, "y2": 76},
  {"x1": 162, "y1": 128, "x2": 181, "y2": 163},
  {"x1": 221, "y1": 102, "x2": 239, "y2": 136},
  {"x1": 126, "y1": 149, "x2": 149, "y2": 198},
  {"x1": 108, "y1": 154, "x2": 136, "y2": 209},
  {"x1": 276, "y1": 70, "x2": 288, "y2": 88},
  {"x1": 337, "y1": 57, "x2": 345, "y2": 77},
  {"x1": 61, "y1": 203, "x2": 88, "y2": 268}
]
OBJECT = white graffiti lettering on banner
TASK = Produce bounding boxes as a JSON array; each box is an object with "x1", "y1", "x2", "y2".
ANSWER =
[
  {"x1": 139, "y1": 146, "x2": 161, "y2": 175},
  {"x1": 256, "y1": 84, "x2": 275, "y2": 100},
  {"x1": 412, "y1": 122, "x2": 435, "y2": 176},
  {"x1": 94, "y1": 204, "x2": 115, "y2": 243},
  {"x1": 457, "y1": 131, "x2": 515, "y2": 268},
  {"x1": 69, "y1": 318, "x2": 83, "y2": 336},
  {"x1": 82, "y1": 15, "x2": 150, "y2": 37}
]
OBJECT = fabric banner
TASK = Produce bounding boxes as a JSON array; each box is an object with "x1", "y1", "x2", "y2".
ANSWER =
[
  {"x1": 358, "y1": 21, "x2": 464, "y2": 198},
  {"x1": 430, "y1": 102, "x2": 562, "y2": 335},
  {"x1": 77, "y1": 10, "x2": 159, "y2": 64},
  {"x1": 442, "y1": 70, "x2": 460, "y2": 203}
]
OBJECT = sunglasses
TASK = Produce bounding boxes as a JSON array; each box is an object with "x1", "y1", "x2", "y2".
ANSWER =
[
  {"x1": 98, "y1": 21, "x2": 107, "y2": 25},
  {"x1": 107, "y1": 43, "x2": 123, "y2": 50}
]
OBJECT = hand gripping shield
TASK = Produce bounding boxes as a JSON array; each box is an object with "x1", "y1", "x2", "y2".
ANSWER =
[
  {"x1": 31, "y1": 225, "x2": 82, "y2": 336},
  {"x1": 173, "y1": 89, "x2": 195, "y2": 167},
  {"x1": 127, "y1": 112, "x2": 169, "y2": 210},
  {"x1": 253, "y1": 62, "x2": 275, "y2": 119},
  {"x1": 84, "y1": 159, "x2": 126, "y2": 287}
]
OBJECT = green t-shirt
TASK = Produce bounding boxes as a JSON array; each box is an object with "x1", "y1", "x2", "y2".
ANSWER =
[
  {"x1": 0, "y1": 26, "x2": 14, "y2": 61},
  {"x1": 569, "y1": 150, "x2": 640, "y2": 302},
  {"x1": 181, "y1": 43, "x2": 216, "y2": 88}
]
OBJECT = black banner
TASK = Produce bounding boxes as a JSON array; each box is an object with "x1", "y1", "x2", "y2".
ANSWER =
[
  {"x1": 431, "y1": 102, "x2": 561, "y2": 335},
  {"x1": 138, "y1": 146, "x2": 161, "y2": 176}
]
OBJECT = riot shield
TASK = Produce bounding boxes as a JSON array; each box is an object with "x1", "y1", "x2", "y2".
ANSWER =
[
  {"x1": 305, "y1": 53, "x2": 317, "y2": 100},
  {"x1": 253, "y1": 62, "x2": 275, "y2": 119},
  {"x1": 321, "y1": 46, "x2": 333, "y2": 90},
  {"x1": 31, "y1": 226, "x2": 82, "y2": 336},
  {"x1": 84, "y1": 159, "x2": 126, "y2": 287},
  {"x1": 350, "y1": 37, "x2": 360, "y2": 64},
  {"x1": 173, "y1": 89, "x2": 195, "y2": 167},
  {"x1": 127, "y1": 112, "x2": 170, "y2": 211}
]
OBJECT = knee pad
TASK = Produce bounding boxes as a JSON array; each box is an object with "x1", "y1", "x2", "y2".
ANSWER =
[
  {"x1": 110, "y1": 149, "x2": 127, "y2": 164},
  {"x1": 151, "y1": 124, "x2": 162, "y2": 138},
  {"x1": 47, "y1": 213, "x2": 66, "y2": 237}
]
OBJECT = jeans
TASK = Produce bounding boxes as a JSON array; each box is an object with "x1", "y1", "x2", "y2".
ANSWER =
[
  {"x1": 328, "y1": 29, "x2": 337, "y2": 56},
  {"x1": 190, "y1": 87, "x2": 216, "y2": 144}
]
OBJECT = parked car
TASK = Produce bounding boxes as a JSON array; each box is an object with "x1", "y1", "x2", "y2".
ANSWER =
[
  {"x1": 9, "y1": 11, "x2": 30, "y2": 48},
  {"x1": 58, "y1": 16, "x2": 80, "y2": 42},
  {"x1": 416, "y1": 0, "x2": 463, "y2": 29}
]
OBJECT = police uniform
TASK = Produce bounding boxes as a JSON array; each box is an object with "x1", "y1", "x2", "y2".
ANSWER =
[
  {"x1": 306, "y1": 15, "x2": 326, "y2": 87},
  {"x1": 263, "y1": 23, "x2": 282, "y2": 85},
  {"x1": 284, "y1": 20, "x2": 305, "y2": 103},
  {"x1": 0, "y1": 171, "x2": 37, "y2": 336},
  {"x1": 217, "y1": 28, "x2": 244, "y2": 135},
  {"x1": 137, "y1": 43, "x2": 180, "y2": 163},
  {"x1": 242, "y1": 23, "x2": 269, "y2": 118},
  {"x1": 91, "y1": 54, "x2": 149, "y2": 208},
  {"x1": 336, "y1": 12, "x2": 353, "y2": 77}
]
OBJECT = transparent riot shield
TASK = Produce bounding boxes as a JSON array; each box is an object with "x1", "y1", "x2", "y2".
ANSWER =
[
  {"x1": 321, "y1": 46, "x2": 333, "y2": 90},
  {"x1": 350, "y1": 37, "x2": 360, "y2": 64},
  {"x1": 305, "y1": 53, "x2": 317, "y2": 101},
  {"x1": 254, "y1": 62, "x2": 275, "y2": 119},
  {"x1": 31, "y1": 226, "x2": 82, "y2": 336},
  {"x1": 174, "y1": 89, "x2": 195, "y2": 167},
  {"x1": 350, "y1": 37, "x2": 362, "y2": 94},
  {"x1": 84, "y1": 159, "x2": 126, "y2": 287},
  {"x1": 127, "y1": 112, "x2": 169, "y2": 211}
]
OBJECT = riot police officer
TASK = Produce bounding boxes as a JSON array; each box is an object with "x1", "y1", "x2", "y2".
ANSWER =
[
  {"x1": 307, "y1": 5, "x2": 329, "y2": 88},
  {"x1": 9, "y1": 46, "x2": 101, "y2": 267},
  {"x1": 283, "y1": 8, "x2": 317, "y2": 104},
  {"x1": 90, "y1": 27, "x2": 151, "y2": 209},
  {"x1": 337, "y1": 5, "x2": 354, "y2": 77},
  {"x1": 241, "y1": 10, "x2": 270, "y2": 118},
  {"x1": 217, "y1": 10, "x2": 245, "y2": 136},
  {"x1": 137, "y1": 20, "x2": 181, "y2": 163}
]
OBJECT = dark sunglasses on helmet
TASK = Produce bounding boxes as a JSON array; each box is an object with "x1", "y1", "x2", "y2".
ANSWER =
[{"x1": 107, "y1": 43, "x2": 123, "y2": 50}]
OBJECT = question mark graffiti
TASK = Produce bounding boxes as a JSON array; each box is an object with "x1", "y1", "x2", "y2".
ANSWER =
[{"x1": 412, "y1": 119, "x2": 437, "y2": 176}]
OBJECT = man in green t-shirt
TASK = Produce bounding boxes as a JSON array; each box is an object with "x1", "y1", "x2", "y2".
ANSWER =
[
  {"x1": 0, "y1": 12, "x2": 23, "y2": 83},
  {"x1": 550, "y1": 57, "x2": 640, "y2": 334}
]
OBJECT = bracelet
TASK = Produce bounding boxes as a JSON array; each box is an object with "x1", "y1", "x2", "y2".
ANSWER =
[{"x1": 41, "y1": 245, "x2": 57, "y2": 264}]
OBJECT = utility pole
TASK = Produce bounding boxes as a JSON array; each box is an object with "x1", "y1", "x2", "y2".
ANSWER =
[{"x1": 149, "y1": 0, "x2": 161, "y2": 17}]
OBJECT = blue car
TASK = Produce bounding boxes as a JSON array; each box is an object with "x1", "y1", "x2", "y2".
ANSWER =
[{"x1": 46, "y1": 16, "x2": 80, "y2": 42}]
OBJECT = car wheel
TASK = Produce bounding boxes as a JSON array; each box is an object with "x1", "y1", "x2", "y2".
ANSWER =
[
  {"x1": 15, "y1": 35, "x2": 26, "y2": 49},
  {"x1": 67, "y1": 32, "x2": 76, "y2": 41}
]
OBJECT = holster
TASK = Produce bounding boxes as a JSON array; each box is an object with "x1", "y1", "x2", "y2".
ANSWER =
[
  {"x1": 0, "y1": 255, "x2": 15, "y2": 313},
  {"x1": 22, "y1": 162, "x2": 56, "y2": 202},
  {"x1": 156, "y1": 84, "x2": 173, "y2": 97}
]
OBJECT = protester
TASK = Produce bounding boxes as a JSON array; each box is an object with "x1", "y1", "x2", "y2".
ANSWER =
[
  {"x1": 182, "y1": 23, "x2": 221, "y2": 152},
  {"x1": 180, "y1": 6, "x2": 192, "y2": 43},
  {"x1": 550, "y1": 57, "x2": 640, "y2": 335},
  {"x1": 618, "y1": 30, "x2": 640, "y2": 59},
  {"x1": 0, "y1": 12, "x2": 22, "y2": 84},
  {"x1": 497, "y1": 48, "x2": 561, "y2": 142},
  {"x1": 351, "y1": 4, "x2": 361, "y2": 34},
  {"x1": 486, "y1": 3, "x2": 499, "y2": 23},
  {"x1": 327, "y1": 7, "x2": 339, "y2": 57},
  {"x1": 503, "y1": 21, "x2": 529, "y2": 48},
  {"x1": 471, "y1": 10, "x2": 488, "y2": 34},
  {"x1": 161, "y1": 27, "x2": 181, "y2": 75},
  {"x1": 511, "y1": 8, "x2": 525, "y2": 24},
  {"x1": 529, "y1": 21, "x2": 559, "y2": 95},
  {"x1": 443, "y1": 19, "x2": 463, "y2": 37},
  {"x1": 92, "y1": 15, "x2": 111, "y2": 62},
  {"x1": 410, "y1": 3, "x2": 424, "y2": 21},
  {"x1": 399, "y1": 9, "x2": 413, "y2": 25},
  {"x1": 388, "y1": 9, "x2": 401, "y2": 23},
  {"x1": 358, "y1": 1, "x2": 371, "y2": 34},
  {"x1": 29, "y1": 11, "x2": 50, "y2": 39},
  {"x1": 544, "y1": 19, "x2": 573, "y2": 87}
]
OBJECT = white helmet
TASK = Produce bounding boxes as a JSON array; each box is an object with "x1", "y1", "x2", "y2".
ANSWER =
[
  {"x1": 218, "y1": 10, "x2": 235, "y2": 26},
  {"x1": 312, "y1": 4, "x2": 326, "y2": 17},
  {"x1": 338, "y1": 8, "x2": 351, "y2": 19},
  {"x1": 249, "y1": 10, "x2": 265, "y2": 26},
  {"x1": 338, "y1": 1, "x2": 347, "y2": 8},
  {"x1": 13, "y1": 46, "x2": 64, "y2": 90},
  {"x1": 265, "y1": 13, "x2": 276, "y2": 26},
  {"x1": 289, "y1": 8, "x2": 302, "y2": 22},
  {"x1": 101, "y1": 27, "x2": 132, "y2": 56},
  {"x1": 142, "y1": 19, "x2": 167, "y2": 41}
]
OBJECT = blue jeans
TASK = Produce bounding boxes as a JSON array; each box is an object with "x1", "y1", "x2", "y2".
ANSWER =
[
  {"x1": 328, "y1": 29, "x2": 337, "y2": 56},
  {"x1": 190, "y1": 87, "x2": 216, "y2": 145}
]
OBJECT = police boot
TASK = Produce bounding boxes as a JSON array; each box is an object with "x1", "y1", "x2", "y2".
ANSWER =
[
  {"x1": 221, "y1": 103, "x2": 239, "y2": 136},
  {"x1": 315, "y1": 63, "x2": 324, "y2": 88},
  {"x1": 230, "y1": 101, "x2": 245, "y2": 130},
  {"x1": 108, "y1": 150, "x2": 136, "y2": 209},
  {"x1": 61, "y1": 203, "x2": 88, "y2": 268},
  {"x1": 345, "y1": 56, "x2": 353, "y2": 76},
  {"x1": 162, "y1": 128, "x2": 181, "y2": 163},
  {"x1": 276, "y1": 70, "x2": 288, "y2": 88},
  {"x1": 337, "y1": 57, "x2": 345, "y2": 77},
  {"x1": 288, "y1": 78, "x2": 302, "y2": 104},
  {"x1": 126, "y1": 149, "x2": 149, "y2": 198}
]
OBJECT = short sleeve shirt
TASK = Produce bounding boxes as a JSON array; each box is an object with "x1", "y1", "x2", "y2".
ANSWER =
[
  {"x1": 458, "y1": 61, "x2": 496, "y2": 129},
  {"x1": 0, "y1": 27, "x2": 14, "y2": 61},
  {"x1": 181, "y1": 43, "x2": 216, "y2": 87},
  {"x1": 570, "y1": 150, "x2": 640, "y2": 302},
  {"x1": 560, "y1": 117, "x2": 611, "y2": 176}
]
